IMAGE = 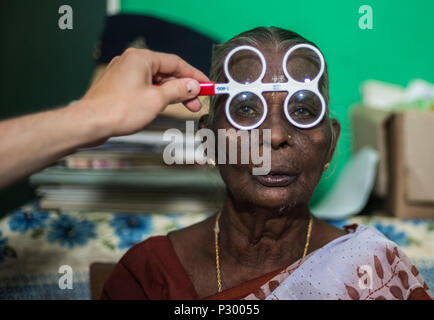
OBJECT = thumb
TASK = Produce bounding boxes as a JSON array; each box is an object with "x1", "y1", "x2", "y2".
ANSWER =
[{"x1": 156, "y1": 78, "x2": 200, "y2": 106}]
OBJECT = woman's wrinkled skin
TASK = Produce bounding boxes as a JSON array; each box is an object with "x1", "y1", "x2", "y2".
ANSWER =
[{"x1": 168, "y1": 43, "x2": 347, "y2": 299}]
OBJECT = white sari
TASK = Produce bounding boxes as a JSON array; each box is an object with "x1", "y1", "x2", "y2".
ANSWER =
[{"x1": 241, "y1": 225, "x2": 432, "y2": 300}]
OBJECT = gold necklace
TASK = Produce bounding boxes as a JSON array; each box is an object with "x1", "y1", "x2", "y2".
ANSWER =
[{"x1": 213, "y1": 212, "x2": 313, "y2": 293}]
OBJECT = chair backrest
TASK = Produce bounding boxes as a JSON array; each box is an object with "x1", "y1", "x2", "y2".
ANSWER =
[{"x1": 89, "y1": 262, "x2": 116, "y2": 300}]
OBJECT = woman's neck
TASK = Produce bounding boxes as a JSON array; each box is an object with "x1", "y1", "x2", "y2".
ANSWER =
[{"x1": 218, "y1": 194, "x2": 313, "y2": 270}]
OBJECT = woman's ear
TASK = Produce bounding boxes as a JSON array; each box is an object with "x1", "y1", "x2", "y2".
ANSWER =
[
  {"x1": 326, "y1": 118, "x2": 341, "y2": 165},
  {"x1": 198, "y1": 114, "x2": 209, "y2": 130}
]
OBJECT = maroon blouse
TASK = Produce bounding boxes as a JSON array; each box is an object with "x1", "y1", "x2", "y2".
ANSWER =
[
  {"x1": 101, "y1": 236, "x2": 200, "y2": 299},
  {"x1": 101, "y1": 235, "x2": 288, "y2": 300}
]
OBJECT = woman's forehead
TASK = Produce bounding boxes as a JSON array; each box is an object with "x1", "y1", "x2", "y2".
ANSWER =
[{"x1": 226, "y1": 44, "x2": 321, "y2": 83}]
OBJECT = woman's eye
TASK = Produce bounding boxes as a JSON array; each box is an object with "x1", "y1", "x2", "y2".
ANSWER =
[
  {"x1": 228, "y1": 92, "x2": 264, "y2": 126},
  {"x1": 292, "y1": 106, "x2": 312, "y2": 118},
  {"x1": 236, "y1": 105, "x2": 259, "y2": 117}
]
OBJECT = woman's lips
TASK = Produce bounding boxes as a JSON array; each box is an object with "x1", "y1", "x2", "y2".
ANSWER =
[{"x1": 253, "y1": 174, "x2": 298, "y2": 187}]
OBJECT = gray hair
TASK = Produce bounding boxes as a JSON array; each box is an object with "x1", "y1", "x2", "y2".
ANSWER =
[{"x1": 207, "y1": 26, "x2": 330, "y2": 128}]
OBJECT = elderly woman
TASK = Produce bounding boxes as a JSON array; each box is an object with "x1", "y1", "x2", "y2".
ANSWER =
[{"x1": 101, "y1": 27, "x2": 432, "y2": 300}]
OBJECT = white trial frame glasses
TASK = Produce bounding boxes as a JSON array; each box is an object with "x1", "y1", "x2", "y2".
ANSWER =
[{"x1": 208, "y1": 43, "x2": 327, "y2": 130}]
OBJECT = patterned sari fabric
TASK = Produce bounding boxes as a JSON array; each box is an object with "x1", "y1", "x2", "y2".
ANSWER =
[{"x1": 241, "y1": 225, "x2": 432, "y2": 300}]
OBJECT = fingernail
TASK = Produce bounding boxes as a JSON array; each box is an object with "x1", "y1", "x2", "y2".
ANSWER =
[{"x1": 187, "y1": 80, "x2": 200, "y2": 95}]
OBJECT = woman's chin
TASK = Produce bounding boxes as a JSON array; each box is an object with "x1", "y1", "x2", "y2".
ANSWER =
[{"x1": 250, "y1": 186, "x2": 300, "y2": 209}]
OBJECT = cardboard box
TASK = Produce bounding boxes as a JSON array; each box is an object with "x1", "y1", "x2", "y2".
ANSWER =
[
  {"x1": 352, "y1": 106, "x2": 434, "y2": 218},
  {"x1": 351, "y1": 105, "x2": 391, "y2": 197}
]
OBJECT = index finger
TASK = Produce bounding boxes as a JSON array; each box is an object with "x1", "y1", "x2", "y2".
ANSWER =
[{"x1": 147, "y1": 51, "x2": 210, "y2": 83}]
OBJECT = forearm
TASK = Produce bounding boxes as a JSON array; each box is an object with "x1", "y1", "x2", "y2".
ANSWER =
[
  {"x1": 0, "y1": 48, "x2": 207, "y2": 190},
  {"x1": 0, "y1": 100, "x2": 110, "y2": 189}
]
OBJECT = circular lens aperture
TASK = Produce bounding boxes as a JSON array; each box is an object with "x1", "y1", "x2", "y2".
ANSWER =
[
  {"x1": 285, "y1": 90, "x2": 323, "y2": 127},
  {"x1": 227, "y1": 49, "x2": 264, "y2": 84},
  {"x1": 285, "y1": 47, "x2": 322, "y2": 83},
  {"x1": 228, "y1": 92, "x2": 265, "y2": 129}
]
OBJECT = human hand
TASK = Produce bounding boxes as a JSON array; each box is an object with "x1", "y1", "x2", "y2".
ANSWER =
[{"x1": 77, "y1": 48, "x2": 210, "y2": 138}]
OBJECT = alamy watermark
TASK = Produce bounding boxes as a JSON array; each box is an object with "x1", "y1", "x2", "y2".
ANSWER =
[
  {"x1": 58, "y1": 264, "x2": 73, "y2": 289},
  {"x1": 359, "y1": 5, "x2": 373, "y2": 30},
  {"x1": 58, "y1": 5, "x2": 73, "y2": 30},
  {"x1": 162, "y1": 121, "x2": 271, "y2": 175},
  {"x1": 358, "y1": 265, "x2": 373, "y2": 290}
]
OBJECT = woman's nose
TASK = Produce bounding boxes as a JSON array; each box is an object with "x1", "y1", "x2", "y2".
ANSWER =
[{"x1": 260, "y1": 109, "x2": 294, "y2": 149}]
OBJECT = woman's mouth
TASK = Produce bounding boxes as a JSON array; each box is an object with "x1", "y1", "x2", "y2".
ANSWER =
[{"x1": 253, "y1": 173, "x2": 298, "y2": 187}]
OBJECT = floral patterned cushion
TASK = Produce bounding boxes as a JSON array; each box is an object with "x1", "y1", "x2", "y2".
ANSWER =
[{"x1": 0, "y1": 201, "x2": 433, "y2": 299}]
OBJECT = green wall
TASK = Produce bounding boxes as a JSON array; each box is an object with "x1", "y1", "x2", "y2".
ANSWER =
[{"x1": 121, "y1": 0, "x2": 434, "y2": 204}]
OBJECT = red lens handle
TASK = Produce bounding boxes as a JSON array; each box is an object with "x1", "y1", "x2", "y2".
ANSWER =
[{"x1": 154, "y1": 82, "x2": 215, "y2": 96}]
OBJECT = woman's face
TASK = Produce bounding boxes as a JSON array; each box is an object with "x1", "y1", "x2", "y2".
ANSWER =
[{"x1": 210, "y1": 44, "x2": 340, "y2": 211}]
